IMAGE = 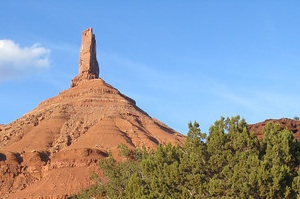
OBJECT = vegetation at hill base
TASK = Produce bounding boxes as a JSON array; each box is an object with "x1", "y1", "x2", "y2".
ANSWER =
[{"x1": 71, "y1": 116, "x2": 300, "y2": 199}]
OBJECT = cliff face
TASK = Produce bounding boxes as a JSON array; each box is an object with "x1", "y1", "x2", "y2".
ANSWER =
[{"x1": 0, "y1": 28, "x2": 185, "y2": 198}]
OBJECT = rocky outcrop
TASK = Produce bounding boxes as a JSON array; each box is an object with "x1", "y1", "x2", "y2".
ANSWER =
[
  {"x1": 0, "y1": 28, "x2": 185, "y2": 198},
  {"x1": 248, "y1": 118, "x2": 300, "y2": 140},
  {"x1": 71, "y1": 28, "x2": 99, "y2": 87},
  {"x1": 0, "y1": 148, "x2": 106, "y2": 199}
]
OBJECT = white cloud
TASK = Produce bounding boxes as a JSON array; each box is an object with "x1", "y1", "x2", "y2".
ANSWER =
[{"x1": 0, "y1": 39, "x2": 50, "y2": 80}]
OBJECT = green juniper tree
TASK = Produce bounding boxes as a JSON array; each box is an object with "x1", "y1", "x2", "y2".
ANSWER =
[
  {"x1": 257, "y1": 122, "x2": 298, "y2": 198},
  {"x1": 179, "y1": 121, "x2": 208, "y2": 198}
]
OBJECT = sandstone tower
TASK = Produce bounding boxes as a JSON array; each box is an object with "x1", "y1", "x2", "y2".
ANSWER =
[
  {"x1": 0, "y1": 28, "x2": 185, "y2": 198},
  {"x1": 71, "y1": 28, "x2": 99, "y2": 87}
]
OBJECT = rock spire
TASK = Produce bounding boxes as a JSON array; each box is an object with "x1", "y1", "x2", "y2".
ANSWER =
[
  {"x1": 71, "y1": 28, "x2": 99, "y2": 87},
  {"x1": 0, "y1": 28, "x2": 186, "y2": 198}
]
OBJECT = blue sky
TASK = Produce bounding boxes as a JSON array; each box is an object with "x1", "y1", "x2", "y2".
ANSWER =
[{"x1": 1, "y1": 1, "x2": 300, "y2": 135}]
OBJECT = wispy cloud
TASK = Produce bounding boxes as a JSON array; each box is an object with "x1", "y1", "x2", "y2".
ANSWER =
[
  {"x1": 0, "y1": 39, "x2": 50, "y2": 80},
  {"x1": 214, "y1": 80, "x2": 300, "y2": 119}
]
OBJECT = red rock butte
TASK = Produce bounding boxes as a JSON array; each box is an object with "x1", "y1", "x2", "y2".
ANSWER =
[{"x1": 0, "y1": 28, "x2": 185, "y2": 198}]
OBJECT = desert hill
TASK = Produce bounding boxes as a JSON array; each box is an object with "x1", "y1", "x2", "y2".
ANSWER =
[
  {"x1": 248, "y1": 118, "x2": 300, "y2": 140},
  {"x1": 0, "y1": 28, "x2": 185, "y2": 198}
]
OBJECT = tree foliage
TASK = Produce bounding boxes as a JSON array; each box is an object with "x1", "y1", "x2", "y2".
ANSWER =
[{"x1": 72, "y1": 116, "x2": 300, "y2": 199}]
